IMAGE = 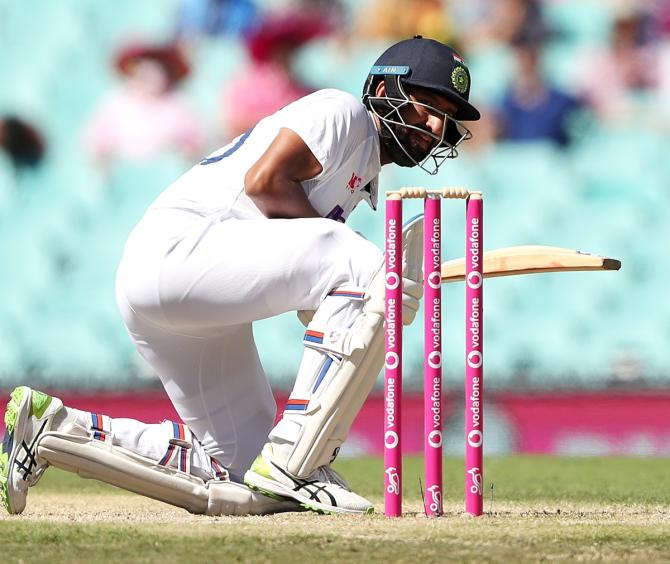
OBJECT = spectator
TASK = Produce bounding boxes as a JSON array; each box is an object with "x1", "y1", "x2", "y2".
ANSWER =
[
  {"x1": 0, "y1": 116, "x2": 45, "y2": 170},
  {"x1": 356, "y1": 0, "x2": 453, "y2": 44},
  {"x1": 656, "y1": 2, "x2": 670, "y2": 110},
  {"x1": 220, "y1": 9, "x2": 331, "y2": 139},
  {"x1": 495, "y1": 34, "x2": 582, "y2": 147},
  {"x1": 83, "y1": 42, "x2": 202, "y2": 166},
  {"x1": 449, "y1": 0, "x2": 547, "y2": 52},
  {"x1": 577, "y1": 7, "x2": 658, "y2": 124},
  {"x1": 176, "y1": 0, "x2": 259, "y2": 41}
]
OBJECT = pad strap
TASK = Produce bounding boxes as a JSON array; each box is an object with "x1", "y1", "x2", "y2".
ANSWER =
[
  {"x1": 158, "y1": 421, "x2": 192, "y2": 474},
  {"x1": 284, "y1": 396, "x2": 311, "y2": 414},
  {"x1": 88, "y1": 413, "x2": 112, "y2": 444},
  {"x1": 303, "y1": 325, "x2": 361, "y2": 357},
  {"x1": 302, "y1": 286, "x2": 368, "y2": 355},
  {"x1": 210, "y1": 457, "x2": 229, "y2": 481}
]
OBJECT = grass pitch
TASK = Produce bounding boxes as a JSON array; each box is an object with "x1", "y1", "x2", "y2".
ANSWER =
[{"x1": 2, "y1": 456, "x2": 670, "y2": 562}]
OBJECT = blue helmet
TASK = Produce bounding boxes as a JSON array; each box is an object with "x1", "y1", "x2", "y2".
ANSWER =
[{"x1": 363, "y1": 36, "x2": 480, "y2": 174}]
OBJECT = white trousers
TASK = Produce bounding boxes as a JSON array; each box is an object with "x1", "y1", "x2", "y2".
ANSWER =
[{"x1": 115, "y1": 208, "x2": 382, "y2": 478}]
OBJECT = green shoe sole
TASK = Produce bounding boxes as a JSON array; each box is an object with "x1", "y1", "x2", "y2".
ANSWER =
[
  {"x1": 244, "y1": 481, "x2": 293, "y2": 503},
  {"x1": 4, "y1": 387, "x2": 29, "y2": 434},
  {"x1": 0, "y1": 446, "x2": 9, "y2": 512},
  {"x1": 245, "y1": 477, "x2": 374, "y2": 516},
  {"x1": 0, "y1": 387, "x2": 29, "y2": 512}
]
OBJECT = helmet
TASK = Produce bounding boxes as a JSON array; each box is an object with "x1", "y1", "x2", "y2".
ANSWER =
[{"x1": 362, "y1": 36, "x2": 480, "y2": 174}]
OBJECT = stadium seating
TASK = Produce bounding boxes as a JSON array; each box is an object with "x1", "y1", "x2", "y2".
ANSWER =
[{"x1": 0, "y1": 1, "x2": 667, "y2": 390}]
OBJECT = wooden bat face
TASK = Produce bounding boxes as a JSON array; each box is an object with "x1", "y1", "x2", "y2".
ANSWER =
[{"x1": 441, "y1": 245, "x2": 621, "y2": 283}]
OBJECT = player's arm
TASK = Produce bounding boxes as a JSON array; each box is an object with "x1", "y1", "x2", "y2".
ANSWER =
[{"x1": 244, "y1": 128, "x2": 323, "y2": 219}]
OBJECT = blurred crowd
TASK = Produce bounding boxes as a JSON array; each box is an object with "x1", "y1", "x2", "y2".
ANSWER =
[
  {"x1": 1, "y1": 0, "x2": 669, "y2": 387},
  {"x1": 3, "y1": 0, "x2": 669, "y2": 173}
]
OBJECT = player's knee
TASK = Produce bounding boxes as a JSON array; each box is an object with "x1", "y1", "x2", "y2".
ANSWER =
[{"x1": 314, "y1": 220, "x2": 383, "y2": 287}]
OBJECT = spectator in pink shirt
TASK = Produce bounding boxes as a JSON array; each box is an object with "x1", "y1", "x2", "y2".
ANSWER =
[
  {"x1": 84, "y1": 43, "x2": 202, "y2": 166},
  {"x1": 220, "y1": 9, "x2": 331, "y2": 139},
  {"x1": 578, "y1": 7, "x2": 658, "y2": 124}
]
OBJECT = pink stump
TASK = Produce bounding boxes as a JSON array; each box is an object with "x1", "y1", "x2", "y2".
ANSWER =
[
  {"x1": 423, "y1": 196, "x2": 443, "y2": 516},
  {"x1": 384, "y1": 196, "x2": 403, "y2": 517},
  {"x1": 465, "y1": 194, "x2": 484, "y2": 516}
]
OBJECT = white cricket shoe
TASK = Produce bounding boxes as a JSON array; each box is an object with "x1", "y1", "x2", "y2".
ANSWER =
[
  {"x1": 244, "y1": 443, "x2": 373, "y2": 515},
  {"x1": 0, "y1": 386, "x2": 64, "y2": 514}
]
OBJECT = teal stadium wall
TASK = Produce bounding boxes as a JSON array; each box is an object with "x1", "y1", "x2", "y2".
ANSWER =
[{"x1": 0, "y1": 0, "x2": 668, "y2": 390}]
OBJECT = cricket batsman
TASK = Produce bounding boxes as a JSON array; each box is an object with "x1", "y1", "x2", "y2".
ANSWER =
[{"x1": 1, "y1": 36, "x2": 480, "y2": 515}]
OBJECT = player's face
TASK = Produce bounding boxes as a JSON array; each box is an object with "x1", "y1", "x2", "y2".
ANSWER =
[
  {"x1": 371, "y1": 80, "x2": 470, "y2": 171},
  {"x1": 398, "y1": 88, "x2": 458, "y2": 160}
]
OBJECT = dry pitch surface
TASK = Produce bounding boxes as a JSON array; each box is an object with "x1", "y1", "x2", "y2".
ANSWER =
[{"x1": 2, "y1": 456, "x2": 670, "y2": 563}]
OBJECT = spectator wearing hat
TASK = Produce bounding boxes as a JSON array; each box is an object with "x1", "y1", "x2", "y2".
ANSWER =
[
  {"x1": 219, "y1": 9, "x2": 331, "y2": 140},
  {"x1": 83, "y1": 43, "x2": 202, "y2": 166}
]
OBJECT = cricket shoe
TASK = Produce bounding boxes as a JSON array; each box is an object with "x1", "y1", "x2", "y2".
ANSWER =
[
  {"x1": 0, "y1": 386, "x2": 64, "y2": 514},
  {"x1": 244, "y1": 443, "x2": 373, "y2": 515}
]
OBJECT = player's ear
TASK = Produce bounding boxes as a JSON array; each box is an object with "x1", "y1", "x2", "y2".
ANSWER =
[{"x1": 375, "y1": 80, "x2": 386, "y2": 97}]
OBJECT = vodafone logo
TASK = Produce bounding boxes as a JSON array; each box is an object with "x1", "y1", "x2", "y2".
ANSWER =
[
  {"x1": 467, "y1": 271, "x2": 482, "y2": 289},
  {"x1": 385, "y1": 272, "x2": 400, "y2": 290},
  {"x1": 385, "y1": 352, "x2": 399, "y2": 369},
  {"x1": 385, "y1": 430, "x2": 399, "y2": 449},
  {"x1": 427, "y1": 271, "x2": 441, "y2": 289},
  {"x1": 427, "y1": 351, "x2": 441, "y2": 369},
  {"x1": 467, "y1": 350, "x2": 483, "y2": 369},
  {"x1": 427, "y1": 429, "x2": 442, "y2": 448},
  {"x1": 467, "y1": 429, "x2": 483, "y2": 448}
]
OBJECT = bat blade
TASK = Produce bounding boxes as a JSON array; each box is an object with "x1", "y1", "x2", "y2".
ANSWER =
[{"x1": 441, "y1": 245, "x2": 621, "y2": 283}]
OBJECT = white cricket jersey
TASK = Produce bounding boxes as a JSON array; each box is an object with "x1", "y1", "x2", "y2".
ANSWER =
[
  {"x1": 151, "y1": 89, "x2": 381, "y2": 222},
  {"x1": 117, "y1": 92, "x2": 387, "y2": 476}
]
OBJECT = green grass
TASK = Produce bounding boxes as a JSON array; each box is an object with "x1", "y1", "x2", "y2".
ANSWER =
[{"x1": 2, "y1": 456, "x2": 670, "y2": 563}]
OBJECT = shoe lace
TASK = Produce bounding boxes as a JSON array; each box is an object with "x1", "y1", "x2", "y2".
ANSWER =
[{"x1": 314, "y1": 465, "x2": 351, "y2": 490}]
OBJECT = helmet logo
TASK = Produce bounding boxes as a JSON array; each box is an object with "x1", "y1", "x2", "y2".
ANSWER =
[{"x1": 451, "y1": 66, "x2": 469, "y2": 95}]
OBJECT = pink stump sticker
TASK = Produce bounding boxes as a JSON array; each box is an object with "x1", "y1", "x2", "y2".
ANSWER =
[
  {"x1": 384, "y1": 196, "x2": 403, "y2": 517},
  {"x1": 423, "y1": 196, "x2": 443, "y2": 516},
  {"x1": 465, "y1": 194, "x2": 484, "y2": 516}
]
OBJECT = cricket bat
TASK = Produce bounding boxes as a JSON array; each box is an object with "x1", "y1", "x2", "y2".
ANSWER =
[{"x1": 441, "y1": 245, "x2": 621, "y2": 283}]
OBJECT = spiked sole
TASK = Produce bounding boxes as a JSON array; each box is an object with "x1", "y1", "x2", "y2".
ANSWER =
[
  {"x1": 245, "y1": 478, "x2": 335, "y2": 514},
  {"x1": 244, "y1": 469, "x2": 373, "y2": 516},
  {"x1": 0, "y1": 387, "x2": 31, "y2": 514}
]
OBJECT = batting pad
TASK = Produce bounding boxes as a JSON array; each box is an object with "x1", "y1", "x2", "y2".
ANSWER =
[
  {"x1": 273, "y1": 309, "x2": 385, "y2": 478},
  {"x1": 37, "y1": 432, "x2": 292, "y2": 515},
  {"x1": 270, "y1": 215, "x2": 425, "y2": 478}
]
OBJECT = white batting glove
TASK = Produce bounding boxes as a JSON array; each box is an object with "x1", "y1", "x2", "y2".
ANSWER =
[{"x1": 401, "y1": 277, "x2": 422, "y2": 325}]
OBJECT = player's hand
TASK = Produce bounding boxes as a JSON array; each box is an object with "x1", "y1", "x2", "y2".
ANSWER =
[{"x1": 401, "y1": 277, "x2": 422, "y2": 325}]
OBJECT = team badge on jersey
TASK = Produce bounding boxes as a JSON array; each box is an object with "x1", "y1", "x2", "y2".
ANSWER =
[{"x1": 347, "y1": 173, "x2": 362, "y2": 193}]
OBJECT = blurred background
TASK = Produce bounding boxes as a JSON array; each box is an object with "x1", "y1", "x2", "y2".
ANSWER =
[{"x1": 1, "y1": 0, "x2": 669, "y2": 457}]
